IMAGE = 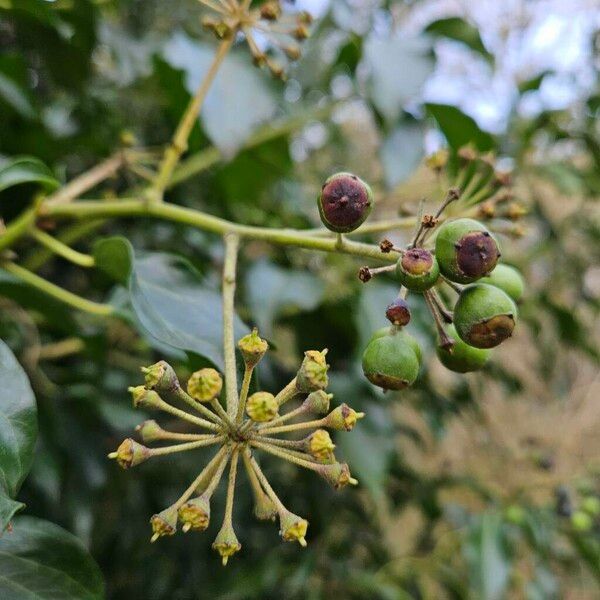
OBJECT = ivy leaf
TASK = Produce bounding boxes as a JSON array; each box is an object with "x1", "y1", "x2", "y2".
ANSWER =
[
  {"x1": 245, "y1": 259, "x2": 325, "y2": 337},
  {"x1": 0, "y1": 516, "x2": 104, "y2": 599},
  {"x1": 0, "y1": 157, "x2": 59, "y2": 193},
  {"x1": 163, "y1": 33, "x2": 278, "y2": 158},
  {"x1": 362, "y1": 34, "x2": 433, "y2": 124},
  {"x1": 93, "y1": 237, "x2": 248, "y2": 368},
  {"x1": 425, "y1": 17, "x2": 493, "y2": 62},
  {"x1": 426, "y1": 103, "x2": 495, "y2": 151},
  {"x1": 0, "y1": 340, "x2": 37, "y2": 533}
]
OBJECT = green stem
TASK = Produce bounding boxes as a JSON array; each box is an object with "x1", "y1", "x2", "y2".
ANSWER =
[
  {"x1": 251, "y1": 440, "x2": 320, "y2": 473},
  {"x1": 30, "y1": 228, "x2": 95, "y2": 267},
  {"x1": 235, "y1": 365, "x2": 253, "y2": 425},
  {"x1": 0, "y1": 208, "x2": 36, "y2": 253},
  {"x1": 250, "y1": 435, "x2": 304, "y2": 449},
  {"x1": 245, "y1": 450, "x2": 286, "y2": 514},
  {"x1": 172, "y1": 387, "x2": 224, "y2": 426},
  {"x1": 259, "y1": 417, "x2": 326, "y2": 436},
  {"x1": 149, "y1": 434, "x2": 226, "y2": 457},
  {"x1": 274, "y1": 378, "x2": 300, "y2": 407},
  {"x1": 222, "y1": 233, "x2": 240, "y2": 418},
  {"x1": 210, "y1": 398, "x2": 236, "y2": 430},
  {"x1": 151, "y1": 38, "x2": 233, "y2": 201},
  {"x1": 1, "y1": 262, "x2": 114, "y2": 316},
  {"x1": 151, "y1": 395, "x2": 223, "y2": 432},
  {"x1": 222, "y1": 447, "x2": 240, "y2": 526}
]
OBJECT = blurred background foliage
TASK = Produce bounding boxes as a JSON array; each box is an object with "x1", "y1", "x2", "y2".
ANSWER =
[{"x1": 0, "y1": 0, "x2": 599, "y2": 598}]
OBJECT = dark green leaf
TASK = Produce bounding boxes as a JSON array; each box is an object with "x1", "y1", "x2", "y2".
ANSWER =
[
  {"x1": 0, "y1": 340, "x2": 37, "y2": 532},
  {"x1": 426, "y1": 103, "x2": 495, "y2": 151},
  {"x1": 92, "y1": 236, "x2": 134, "y2": 286},
  {"x1": 518, "y1": 70, "x2": 552, "y2": 94},
  {"x1": 245, "y1": 260, "x2": 325, "y2": 336},
  {"x1": 130, "y1": 251, "x2": 249, "y2": 369},
  {"x1": 0, "y1": 157, "x2": 59, "y2": 193},
  {"x1": 0, "y1": 516, "x2": 104, "y2": 599},
  {"x1": 425, "y1": 18, "x2": 492, "y2": 62}
]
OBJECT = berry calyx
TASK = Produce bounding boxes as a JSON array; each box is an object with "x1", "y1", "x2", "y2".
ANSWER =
[
  {"x1": 435, "y1": 218, "x2": 501, "y2": 283},
  {"x1": 385, "y1": 297, "x2": 411, "y2": 326},
  {"x1": 453, "y1": 283, "x2": 517, "y2": 349},
  {"x1": 395, "y1": 248, "x2": 440, "y2": 292},
  {"x1": 361, "y1": 329, "x2": 420, "y2": 390},
  {"x1": 317, "y1": 172, "x2": 373, "y2": 233},
  {"x1": 436, "y1": 324, "x2": 491, "y2": 373},
  {"x1": 480, "y1": 263, "x2": 525, "y2": 302}
]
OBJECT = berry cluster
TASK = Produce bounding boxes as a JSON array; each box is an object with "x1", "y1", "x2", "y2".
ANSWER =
[
  {"x1": 317, "y1": 156, "x2": 526, "y2": 389},
  {"x1": 109, "y1": 330, "x2": 362, "y2": 565}
]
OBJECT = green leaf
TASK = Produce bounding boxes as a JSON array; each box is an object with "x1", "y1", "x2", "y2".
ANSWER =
[
  {"x1": 0, "y1": 516, "x2": 104, "y2": 599},
  {"x1": 517, "y1": 70, "x2": 552, "y2": 94},
  {"x1": 245, "y1": 260, "x2": 325, "y2": 337},
  {"x1": 0, "y1": 340, "x2": 37, "y2": 533},
  {"x1": 426, "y1": 103, "x2": 495, "y2": 151},
  {"x1": 92, "y1": 236, "x2": 134, "y2": 286},
  {"x1": 0, "y1": 157, "x2": 59, "y2": 193},
  {"x1": 362, "y1": 34, "x2": 433, "y2": 124},
  {"x1": 130, "y1": 251, "x2": 249, "y2": 370},
  {"x1": 380, "y1": 123, "x2": 425, "y2": 189},
  {"x1": 425, "y1": 17, "x2": 492, "y2": 62},
  {"x1": 163, "y1": 33, "x2": 278, "y2": 158}
]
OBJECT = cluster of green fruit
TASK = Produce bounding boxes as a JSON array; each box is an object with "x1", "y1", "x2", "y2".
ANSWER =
[{"x1": 317, "y1": 172, "x2": 525, "y2": 390}]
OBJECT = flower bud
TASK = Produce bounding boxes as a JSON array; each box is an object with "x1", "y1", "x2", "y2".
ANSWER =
[
  {"x1": 108, "y1": 438, "x2": 150, "y2": 469},
  {"x1": 302, "y1": 390, "x2": 332, "y2": 415},
  {"x1": 278, "y1": 509, "x2": 308, "y2": 546},
  {"x1": 178, "y1": 496, "x2": 210, "y2": 532},
  {"x1": 305, "y1": 429, "x2": 335, "y2": 463},
  {"x1": 212, "y1": 524, "x2": 241, "y2": 565},
  {"x1": 385, "y1": 297, "x2": 411, "y2": 326},
  {"x1": 317, "y1": 172, "x2": 374, "y2": 233},
  {"x1": 140, "y1": 360, "x2": 178, "y2": 393},
  {"x1": 187, "y1": 368, "x2": 223, "y2": 402},
  {"x1": 135, "y1": 419, "x2": 163, "y2": 443},
  {"x1": 296, "y1": 349, "x2": 329, "y2": 392},
  {"x1": 237, "y1": 328, "x2": 268, "y2": 368},
  {"x1": 453, "y1": 284, "x2": 517, "y2": 349},
  {"x1": 324, "y1": 404, "x2": 364, "y2": 431},
  {"x1": 253, "y1": 491, "x2": 278, "y2": 522},
  {"x1": 435, "y1": 218, "x2": 501, "y2": 284},
  {"x1": 246, "y1": 392, "x2": 278, "y2": 422},
  {"x1": 128, "y1": 386, "x2": 163, "y2": 409},
  {"x1": 317, "y1": 462, "x2": 358, "y2": 489},
  {"x1": 150, "y1": 507, "x2": 177, "y2": 542},
  {"x1": 395, "y1": 248, "x2": 439, "y2": 292}
]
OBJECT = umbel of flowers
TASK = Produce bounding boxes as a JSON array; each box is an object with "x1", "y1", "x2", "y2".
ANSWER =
[{"x1": 109, "y1": 329, "x2": 363, "y2": 565}]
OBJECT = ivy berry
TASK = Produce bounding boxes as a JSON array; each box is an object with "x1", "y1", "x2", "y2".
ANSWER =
[
  {"x1": 395, "y1": 248, "x2": 440, "y2": 292},
  {"x1": 480, "y1": 263, "x2": 525, "y2": 302},
  {"x1": 436, "y1": 324, "x2": 491, "y2": 373},
  {"x1": 318, "y1": 172, "x2": 373, "y2": 233}
]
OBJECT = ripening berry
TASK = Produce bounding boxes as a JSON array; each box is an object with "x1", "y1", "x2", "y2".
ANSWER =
[
  {"x1": 370, "y1": 327, "x2": 422, "y2": 364},
  {"x1": 480, "y1": 264, "x2": 525, "y2": 302},
  {"x1": 317, "y1": 172, "x2": 373, "y2": 233},
  {"x1": 436, "y1": 324, "x2": 491, "y2": 373},
  {"x1": 385, "y1": 297, "x2": 411, "y2": 326},
  {"x1": 395, "y1": 248, "x2": 440, "y2": 292},
  {"x1": 453, "y1": 284, "x2": 517, "y2": 349},
  {"x1": 435, "y1": 218, "x2": 501, "y2": 283},
  {"x1": 361, "y1": 330, "x2": 420, "y2": 390}
]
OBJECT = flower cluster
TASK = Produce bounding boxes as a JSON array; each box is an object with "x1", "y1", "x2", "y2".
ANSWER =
[
  {"x1": 199, "y1": 0, "x2": 313, "y2": 79},
  {"x1": 109, "y1": 329, "x2": 362, "y2": 565}
]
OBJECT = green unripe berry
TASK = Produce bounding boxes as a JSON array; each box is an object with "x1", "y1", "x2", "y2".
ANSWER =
[
  {"x1": 317, "y1": 172, "x2": 373, "y2": 233},
  {"x1": 504, "y1": 504, "x2": 526, "y2": 525},
  {"x1": 395, "y1": 248, "x2": 440, "y2": 292},
  {"x1": 571, "y1": 510, "x2": 593, "y2": 532},
  {"x1": 436, "y1": 324, "x2": 491, "y2": 372},
  {"x1": 582, "y1": 496, "x2": 600, "y2": 517},
  {"x1": 480, "y1": 264, "x2": 525, "y2": 302},
  {"x1": 435, "y1": 218, "x2": 501, "y2": 283},
  {"x1": 370, "y1": 327, "x2": 422, "y2": 364},
  {"x1": 454, "y1": 284, "x2": 517, "y2": 349},
  {"x1": 362, "y1": 329, "x2": 420, "y2": 390}
]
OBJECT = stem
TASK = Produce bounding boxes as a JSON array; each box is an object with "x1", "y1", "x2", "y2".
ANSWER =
[
  {"x1": 275, "y1": 378, "x2": 299, "y2": 407},
  {"x1": 222, "y1": 447, "x2": 240, "y2": 526},
  {"x1": 242, "y1": 450, "x2": 269, "y2": 503},
  {"x1": 0, "y1": 208, "x2": 36, "y2": 253},
  {"x1": 151, "y1": 396, "x2": 223, "y2": 432},
  {"x1": 441, "y1": 276, "x2": 463, "y2": 294},
  {"x1": 423, "y1": 291, "x2": 453, "y2": 350},
  {"x1": 30, "y1": 228, "x2": 95, "y2": 267},
  {"x1": 152, "y1": 430, "x2": 216, "y2": 442},
  {"x1": 222, "y1": 233, "x2": 240, "y2": 418},
  {"x1": 258, "y1": 417, "x2": 326, "y2": 436},
  {"x1": 152, "y1": 38, "x2": 233, "y2": 200},
  {"x1": 172, "y1": 387, "x2": 224, "y2": 426},
  {"x1": 38, "y1": 337, "x2": 85, "y2": 360},
  {"x1": 42, "y1": 200, "x2": 397, "y2": 263},
  {"x1": 250, "y1": 435, "x2": 304, "y2": 450},
  {"x1": 429, "y1": 288, "x2": 453, "y2": 323},
  {"x1": 236, "y1": 365, "x2": 253, "y2": 425},
  {"x1": 149, "y1": 434, "x2": 226, "y2": 457},
  {"x1": 210, "y1": 398, "x2": 237, "y2": 430},
  {"x1": 245, "y1": 451, "x2": 286, "y2": 513},
  {"x1": 251, "y1": 440, "x2": 321, "y2": 473},
  {"x1": 45, "y1": 152, "x2": 125, "y2": 207},
  {"x1": 1, "y1": 262, "x2": 114, "y2": 316},
  {"x1": 258, "y1": 404, "x2": 307, "y2": 429},
  {"x1": 202, "y1": 446, "x2": 232, "y2": 498}
]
